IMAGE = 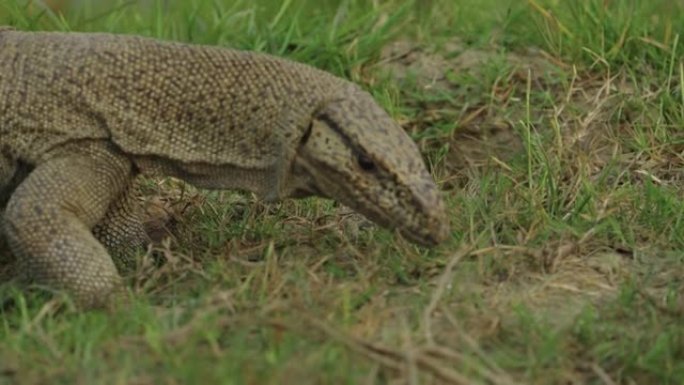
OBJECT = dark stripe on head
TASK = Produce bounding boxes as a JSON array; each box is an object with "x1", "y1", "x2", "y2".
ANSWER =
[
  {"x1": 316, "y1": 111, "x2": 386, "y2": 174},
  {"x1": 316, "y1": 112, "x2": 356, "y2": 150}
]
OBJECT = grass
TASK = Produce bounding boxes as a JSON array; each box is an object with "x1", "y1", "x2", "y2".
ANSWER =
[{"x1": 1, "y1": 0, "x2": 683, "y2": 384}]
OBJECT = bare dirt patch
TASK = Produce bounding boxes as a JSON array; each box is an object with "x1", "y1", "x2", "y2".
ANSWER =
[{"x1": 378, "y1": 38, "x2": 560, "y2": 176}]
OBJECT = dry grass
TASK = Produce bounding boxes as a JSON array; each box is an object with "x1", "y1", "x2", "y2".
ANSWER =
[{"x1": 1, "y1": 0, "x2": 683, "y2": 384}]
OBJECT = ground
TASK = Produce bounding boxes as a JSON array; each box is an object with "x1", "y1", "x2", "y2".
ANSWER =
[{"x1": 0, "y1": 1, "x2": 683, "y2": 384}]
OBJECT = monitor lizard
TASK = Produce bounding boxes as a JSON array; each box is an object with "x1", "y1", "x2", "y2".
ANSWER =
[{"x1": 0, "y1": 27, "x2": 450, "y2": 308}]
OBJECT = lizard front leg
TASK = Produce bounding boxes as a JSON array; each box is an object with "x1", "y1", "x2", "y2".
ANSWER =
[
  {"x1": 0, "y1": 153, "x2": 17, "y2": 209},
  {"x1": 2, "y1": 143, "x2": 133, "y2": 308},
  {"x1": 0, "y1": 154, "x2": 17, "y2": 267},
  {"x1": 93, "y1": 178, "x2": 151, "y2": 274}
]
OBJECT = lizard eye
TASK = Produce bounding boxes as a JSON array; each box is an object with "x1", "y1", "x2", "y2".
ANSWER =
[{"x1": 357, "y1": 153, "x2": 376, "y2": 171}]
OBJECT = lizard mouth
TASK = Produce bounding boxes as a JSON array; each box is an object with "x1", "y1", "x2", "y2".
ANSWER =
[
  {"x1": 336, "y1": 190, "x2": 450, "y2": 247},
  {"x1": 397, "y1": 216, "x2": 450, "y2": 247},
  {"x1": 296, "y1": 157, "x2": 449, "y2": 247}
]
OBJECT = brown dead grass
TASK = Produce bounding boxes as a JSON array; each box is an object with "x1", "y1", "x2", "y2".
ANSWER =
[
  {"x1": 377, "y1": 39, "x2": 625, "y2": 291},
  {"x1": 378, "y1": 38, "x2": 559, "y2": 177}
]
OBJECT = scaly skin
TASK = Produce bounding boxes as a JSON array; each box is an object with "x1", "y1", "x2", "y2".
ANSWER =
[{"x1": 0, "y1": 28, "x2": 450, "y2": 307}]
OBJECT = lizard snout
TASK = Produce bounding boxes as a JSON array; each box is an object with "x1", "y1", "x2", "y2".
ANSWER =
[{"x1": 399, "y1": 186, "x2": 450, "y2": 247}]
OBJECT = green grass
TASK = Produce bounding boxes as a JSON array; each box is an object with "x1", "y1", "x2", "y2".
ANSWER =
[{"x1": 1, "y1": 0, "x2": 683, "y2": 384}]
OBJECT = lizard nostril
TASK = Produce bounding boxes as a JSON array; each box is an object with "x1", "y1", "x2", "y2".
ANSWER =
[{"x1": 357, "y1": 154, "x2": 375, "y2": 171}]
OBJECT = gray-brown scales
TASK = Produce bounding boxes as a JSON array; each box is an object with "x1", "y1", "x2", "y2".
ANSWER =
[{"x1": 0, "y1": 27, "x2": 449, "y2": 308}]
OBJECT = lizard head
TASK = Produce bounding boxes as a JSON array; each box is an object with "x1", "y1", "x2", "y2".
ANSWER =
[{"x1": 290, "y1": 85, "x2": 450, "y2": 247}]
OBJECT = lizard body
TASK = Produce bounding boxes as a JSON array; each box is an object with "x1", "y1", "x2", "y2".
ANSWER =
[{"x1": 0, "y1": 28, "x2": 449, "y2": 307}]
